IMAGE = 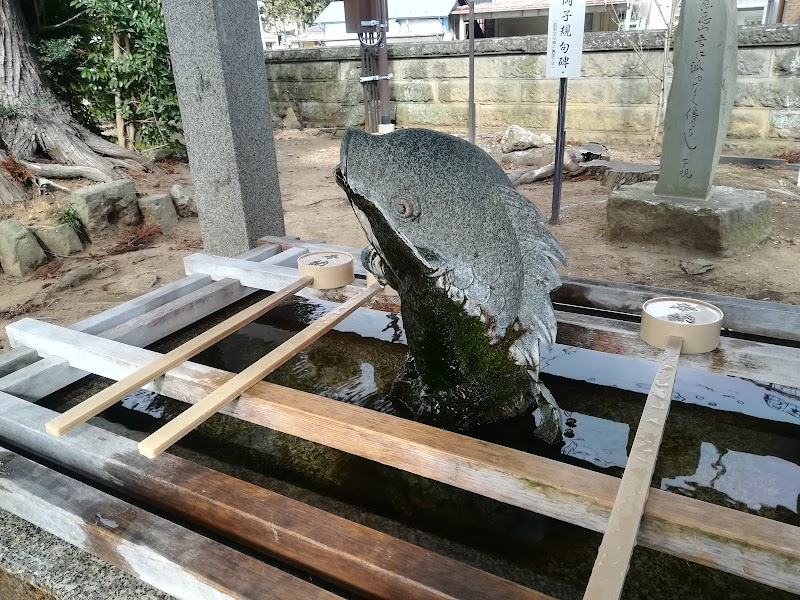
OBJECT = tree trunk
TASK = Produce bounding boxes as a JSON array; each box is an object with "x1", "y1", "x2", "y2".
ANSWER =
[{"x1": 0, "y1": 0, "x2": 150, "y2": 205}]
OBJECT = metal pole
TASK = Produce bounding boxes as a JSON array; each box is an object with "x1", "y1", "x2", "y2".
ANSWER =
[
  {"x1": 468, "y1": 1, "x2": 475, "y2": 144},
  {"x1": 550, "y1": 77, "x2": 568, "y2": 225},
  {"x1": 377, "y1": 0, "x2": 392, "y2": 131}
]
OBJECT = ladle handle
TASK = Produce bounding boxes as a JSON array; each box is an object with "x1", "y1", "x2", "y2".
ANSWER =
[{"x1": 583, "y1": 335, "x2": 682, "y2": 600}]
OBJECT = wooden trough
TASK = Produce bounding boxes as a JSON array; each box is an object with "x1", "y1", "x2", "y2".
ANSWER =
[{"x1": 0, "y1": 237, "x2": 798, "y2": 599}]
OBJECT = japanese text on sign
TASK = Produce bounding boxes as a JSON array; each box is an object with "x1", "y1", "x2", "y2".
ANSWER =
[
  {"x1": 680, "y1": 0, "x2": 713, "y2": 180},
  {"x1": 546, "y1": 0, "x2": 586, "y2": 78}
]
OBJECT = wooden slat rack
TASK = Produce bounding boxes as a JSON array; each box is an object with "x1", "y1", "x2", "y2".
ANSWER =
[{"x1": 0, "y1": 238, "x2": 798, "y2": 599}]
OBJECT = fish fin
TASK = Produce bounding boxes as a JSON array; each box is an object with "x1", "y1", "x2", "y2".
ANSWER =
[{"x1": 494, "y1": 185, "x2": 566, "y2": 372}]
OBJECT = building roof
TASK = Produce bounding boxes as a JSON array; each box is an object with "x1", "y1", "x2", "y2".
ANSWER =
[
  {"x1": 451, "y1": 0, "x2": 625, "y2": 15},
  {"x1": 315, "y1": 0, "x2": 459, "y2": 24}
]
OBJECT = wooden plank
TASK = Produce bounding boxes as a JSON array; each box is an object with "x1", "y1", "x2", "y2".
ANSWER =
[
  {"x1": 584, "y1": 336, "x2": 682, "y2": 600},
  {"x1": 0, "y1": 274, "x2": 213, "y2": 378},
  {"x1": 183, "y1": 252, "x2": 800, "y2": 390},
  {"x1": 185, "y1": 252, "x2": 400, "y2": 313},
  {"x1": 0, "y1": 390, "x2": 549, "y2": 600},
  {"x1": 555, "y1": 276, "x2": 800, "y2": 342},
  {"x1": 0, "y1": 444, "x2": 335, "y2": 600},
  {"x1": 138, "y1": 283, "x2": 382, "y2": 458},
  {"x1": 555, "y1": 311, "x2": 800, "y2": 390},
  {"x1": 46, "y1": 276, "x2": 313, "y2": 438},
  {"x1": 0, "y1": 246, "x2": 290, "y2": 401},
  {"x1": 259, "y1": 237, "x2": 800, "y2": 343},
  {"x1": 8, "y1": 319, "x2": 800, "y2": 594}
]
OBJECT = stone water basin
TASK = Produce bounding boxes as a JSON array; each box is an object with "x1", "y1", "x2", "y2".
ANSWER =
[{"x1": 43, "y1": 292, "x2": 800, "y2": 600}]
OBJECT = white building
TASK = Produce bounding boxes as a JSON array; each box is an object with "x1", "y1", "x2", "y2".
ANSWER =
[{"x1": 302, "y1": 0, "x2": 460, "y2": 47}]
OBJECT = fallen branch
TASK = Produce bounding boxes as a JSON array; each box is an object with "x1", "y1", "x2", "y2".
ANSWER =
[
  {"x1": 19, "y1": 160, "x2": 112, "y2": 184},
  {"x1": 507, "y1": 147, "x2": 582, "y2": 186}
]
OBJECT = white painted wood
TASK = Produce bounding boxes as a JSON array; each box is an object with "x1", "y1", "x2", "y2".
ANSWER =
[
  {"x1": 584, "y1": 335, "x2": 682, "y2": 600},
  {"x1": 138, "y1": 283, "x2": 381, "y2": 458},
  {"x1": 7, "y1": 320, "x2": 800, "y2": 594},
  {"x1": 47, "y1": 276, "x2": 313, "y2": 437},
  {"x1": 0, "y1": 246, "x2": 288, "y2": 402},
  {"x1": 0, "y1": 443, "x2": 334, "y2": 600},
  {"x1": 258, "y1": 236, "x2": 368, "y2": 275}
]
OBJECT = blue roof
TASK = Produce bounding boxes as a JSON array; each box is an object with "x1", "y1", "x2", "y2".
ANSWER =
[{"x1": 315, "y1": 0, "x2": 458, "y2": 24}]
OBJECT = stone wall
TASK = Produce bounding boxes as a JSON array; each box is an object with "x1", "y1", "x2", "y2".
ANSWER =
[
  {"x1": 266, "y1": 26, "x2": 800, "y2": 150},
  {"x1": 784, "y1": 0, "x2": 800, "y2": 24}
]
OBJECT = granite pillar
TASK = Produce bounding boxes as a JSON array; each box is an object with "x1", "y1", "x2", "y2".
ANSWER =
[
  {"x1": 656, "y1": 0, "x2": 738, "y2": 199},
  {"x1": 161, "y1": 0, "x2": 285, "y2": 256}
]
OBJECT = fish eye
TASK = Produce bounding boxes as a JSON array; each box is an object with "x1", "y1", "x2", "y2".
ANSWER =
[{"x1": 395, "y1": 198, "x2": 416, "y2": 219}]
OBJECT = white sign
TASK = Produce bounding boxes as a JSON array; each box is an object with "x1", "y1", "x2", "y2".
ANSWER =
[{"x1": 546, "y1": 0, "x2": 587, "y2": 79}]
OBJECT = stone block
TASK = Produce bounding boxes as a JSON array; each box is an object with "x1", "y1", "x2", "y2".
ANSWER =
[
  {"x1": 774, "y1": 48, "x2": 800, "y2": 76},
  {"x1": 31, "y1": 224, "x2": 82, "y2": 256},
  {"x1": 475, "y1": 55, "x2": 543, "y2": 78},
  {"x1": 568, "y1": 79, "x2": 610, "y2": 104},
  {"x1": 390, "y1": 81, "x2": 434, "y2": 103},
  {"x1": 0, "y1": 218, "x2": 47, "y2": 276},
  {"x1": 298, "y1": 102, "x2": 364, "y2": 127},
  {"x1": 520, "y1": 80, "x2": 559, "y2": 103},
  {"x1": 340, "y1": 61, "x2": 362, "y2": 81},
  {"x1": 299, "y1": 62, "x2": 338, "y2": 81},
  {"x1": 170, "y1": 184, "x2": 198, "y2": 217},
  {"x1": 727, "y1": 109, "x2": 769, "y2": 139},
  {"x1": 436, "y1": 80, "x2": 519, "y2": 103},
  {"x1": 607, "y1": 182, "x2": 771, "y2": 256},
  {"x1": 265, "y1": 62, "x2": 297, "y2": 82},
  {"x1": 581, "y1": 52, "x2": 660, "y2": 77},
  {"x1": 566, "y1": 106, "x2": 654, "y2": 133},
  {"x1": 395, "y1": 103, "x2": 467, "y2": 126},
  {"x1": 478, "y1": 105, "x2": 556, "y2": 130},
  {"x1": 295, "y1": 81, "x2": 361, "y2": 104},
  {"x1": 607, "y1": 79, "x2": 657, "y2": 105},
  {"x1": 399, "y1": 58, "x2": 468, "y2": 79},
  {"x1": 735, "y1": 79, "x2": 800, "y2": 108},
  {"x1": 737, "y1": 48, "x2": 771, "y2": 76},
  {"x1": 71, "y1": 180, "x2": 137, "y2": 234},
  {"x1": 769, "y1": 110, "x2": 800, "y2": 139},
  {"x1": 138, "y1": 194, "x2": 178, "y2": 234}
]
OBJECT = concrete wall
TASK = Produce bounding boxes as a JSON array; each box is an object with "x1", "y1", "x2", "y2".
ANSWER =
[{"x1": 266, "y1": 26, "x2": 800, "y2": 150}]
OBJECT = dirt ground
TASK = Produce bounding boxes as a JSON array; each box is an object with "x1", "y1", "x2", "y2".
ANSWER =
[{"x1": 1, "y1": 128, "x2": 799, "y2": 351}]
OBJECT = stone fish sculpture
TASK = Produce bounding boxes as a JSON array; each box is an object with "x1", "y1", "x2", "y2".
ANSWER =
[{"x1": 336, "y1": 128, "x2": 567, "y2": 440}]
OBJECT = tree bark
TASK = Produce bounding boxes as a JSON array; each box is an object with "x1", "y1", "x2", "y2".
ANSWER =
[{"x1": 0, "y1": 0, "x2": 150, "y2": 204}]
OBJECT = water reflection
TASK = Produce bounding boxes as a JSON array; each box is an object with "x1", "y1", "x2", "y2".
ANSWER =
[
  {"x1": 662, "y1": 442, "x2": 799, "y2": 513},
  {"x1": 119, "y1": 295, "x2": 798, "y2": 525}
]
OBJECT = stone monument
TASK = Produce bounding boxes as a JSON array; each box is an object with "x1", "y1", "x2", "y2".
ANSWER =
[
  {"x1": 160, "y1": 0, "x2": 285, "y2": 256},
  {"x1": 607, "y1": 0, "x2": 771, "y2": 256}
]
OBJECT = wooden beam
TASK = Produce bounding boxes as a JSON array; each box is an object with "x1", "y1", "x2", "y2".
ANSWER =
[
  {"x1": 259, "y1": 237, "x2": 800, "y2": 343},
  {"x1": 0, "y1": 390, "x2": 550, "y2": 600},
  {"x1": 46, "y1": 276, "x2": 313, "y2": 438},
  {"x1": 8, "y1": 319, "x2": 800, "y2": 594},
  {"x1": 0, "y1": 444, "x2": 335, "y2": 600},
  {"x1": 184, "y1": 253, "x2": 402, "y2": 313},
  {"x1": 555, "y1": 275, "x2": 800, "y2": 343},
  {"x1": 138, "y1": 283, "x2": 382, "y2": 458},
  {"x1": 0, "y1": 245, "x2": 286, "y2": 401},
  {"x1": 184, "y1": 251, "x2": 800, "y2": 390},
  {"x1": 584, "y1": 336, "x2": 682, "y2": 600}
]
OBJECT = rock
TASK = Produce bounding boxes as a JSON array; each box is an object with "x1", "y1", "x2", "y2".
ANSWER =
[
  {"x1": 138, "y1": 193, "x2": 178, "y2": 234},
  {"x1": 31, "y1": 224, "x2": 82, "y2": 256},
  {"x1": 680, "y1": 259, "x2": 716, "y2": 275},
  {"x1": 71, "y1": 180, "x2": 137, "y2": 234},
  {"x1": 608, "y1": 182, "x2": 771, "y2": 257},
  {"x1": 170, "y1": 184, "x2": 198, "y2": 217},
  {"x1": 0, "y1": 218, "x2": 48, "y2": 277},
  {"x1": 500, "y1": 125, "x2": 554, "y2": 153},
  {"x1": 114, "y1": 196, "x2": 143, "y2": 227},
  {"x1": 142, "y1": 146, "x2": 172, "y2": 162},
  {"x1": 501, "y1": 147, "x2": 553, "y2": 169}
]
